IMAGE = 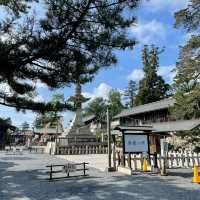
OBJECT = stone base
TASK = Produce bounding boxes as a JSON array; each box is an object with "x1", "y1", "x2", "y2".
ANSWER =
[
  {"x1": 58, "y1": 134, "x2": 97, "y2": 146},
  {"x1": 55, "y1": 142, "x2": 108, "y2": 155},
  {"x1": 106, "y1": 167, "x2": 116, "y2": 172},
  {"x1": 117, "y1": 166, "x2": 132, "y2": 175}
]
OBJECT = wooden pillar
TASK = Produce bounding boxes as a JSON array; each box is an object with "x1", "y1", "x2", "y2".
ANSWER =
[{"x1": 128, "y1": 153, "x2": 132, "y2": 169}]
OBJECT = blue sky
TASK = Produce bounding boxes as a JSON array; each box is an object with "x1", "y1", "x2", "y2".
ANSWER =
[{"x1": 0, "y1": 0, "x2": 189, "y2": 128}]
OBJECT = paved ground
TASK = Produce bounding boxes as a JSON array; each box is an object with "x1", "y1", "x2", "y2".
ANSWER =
[
  {"x1": 57, "y1": 154, "x2": 109, "y2": 172},
  {"x1": 1, "y1": 151, "x2": 200, "y2": 200}
]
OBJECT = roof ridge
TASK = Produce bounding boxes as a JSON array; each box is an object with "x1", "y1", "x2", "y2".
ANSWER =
[
  {"x1": 114, "y1": 97, "x2": 175, "y2": 119},
  {"x1": 120, "y1": 97, "x2": 174, "y2": 113}
]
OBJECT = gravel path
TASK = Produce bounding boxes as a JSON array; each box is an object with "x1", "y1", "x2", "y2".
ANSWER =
[{"x1": 1, "y1": 151, "x2": 200, "y2": 200}]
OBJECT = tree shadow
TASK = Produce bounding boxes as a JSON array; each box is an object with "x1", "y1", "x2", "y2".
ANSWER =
[
  {"x1": 1, "y1": 156, "x2": 35, "y2": 161},
  {"x1": 167, "y1": 171, "x2": 193, "y2": 178},
  {"x1": 1, "y1": 155, "x2": 200, "y2": 200}
]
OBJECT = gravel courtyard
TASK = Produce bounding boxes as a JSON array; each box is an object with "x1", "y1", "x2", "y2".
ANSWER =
[{"x1": 1, "y1": 151, "x2": 200, "y2": 200}]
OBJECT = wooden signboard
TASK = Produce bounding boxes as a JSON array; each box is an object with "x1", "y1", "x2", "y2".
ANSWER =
[{"x1": 123, "y1": 133, "x2": 150, "y2": 154}]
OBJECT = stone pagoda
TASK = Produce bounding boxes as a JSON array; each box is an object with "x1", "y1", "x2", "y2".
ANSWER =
[{"x1": 62, "y1": 83, "x2": 97, "y2": 145}]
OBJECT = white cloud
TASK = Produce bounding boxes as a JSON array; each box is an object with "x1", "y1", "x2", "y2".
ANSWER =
[
  {"x1": 0, "y1": 105, "x2": 37, "y2": 127},
  {"x1": 158, "y1": 65, "x2": 176, "y2": 83},
  {"x1": 63, "y1": 111, "x2": 74, "y2": 128},
  {"x1": 142, "y1": 0, "x2": 188, "y2": 12},
  {"x1": 37, "y1": 82, "x2": 47, "y2": 89},
  {"x1": 130, "y1": 20, "x2": 166, "y2": 44},
  {"x1": 182, "y1": 31, "x2": 199, "y2": 45},
  {"x1": 0, "y1": 82, "x2": 45, "y2": 102},
  {"x1": 128, "y1": 65, "x2": 176, "y2": 83},
  {"x1": 0, "y1": 34, "x2": 9, "y2": 42},
  {"x1": 33, "y1": 94, "x2": 44, "y2": 102},
  {"x1": 127, "y1": 69, "x2": 144, "y2": 81},
  {"x1": 0, "y1": 83, "x2": 11, "y2": 94},
  {"x1": 83, "y1": 83, "x2": 112, "y2": 101},
  {"x1": 33, "y1": 80, "x2": 47, "y2": 89}
]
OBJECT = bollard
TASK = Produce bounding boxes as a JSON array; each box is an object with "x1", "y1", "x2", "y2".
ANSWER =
[
  {"x1": 143, "y1": 159, "x2": 148, "y2": 173},
  {"x1": 160, "y1": 158, "x2": 167, "y2": 176},
  {"x1": 193, "y1": 164, "x2": 200, "y2": 183}
]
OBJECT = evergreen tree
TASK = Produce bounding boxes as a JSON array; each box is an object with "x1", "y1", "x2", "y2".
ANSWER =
[
  {"x1": 0, "y1": 0, "x2": 35, "y2": 16},
  {"x1": 34, "y1": 93, "x2": 64, "y2": 129},
  {"x1": 108, "y1": 89, "x2": 124, "y2": 118},
  {"x1": 0, "y1": 0, "x2": 140, "y2": 112},
  {"x1": 135, "y1": 45, "x2": 170, "y2": 105},
  {"x1": 124, "y1": 80, "x2": 137, "y2": 108},
  {"x1": 172, "y1": 0, "x2": 200, "y2": 119},
  {"x1": 84, "y1": 89, "x2": 124, "y2": 120},
  {"x1": 83, "y1": 97, "x2": 107, "y2": 123}
]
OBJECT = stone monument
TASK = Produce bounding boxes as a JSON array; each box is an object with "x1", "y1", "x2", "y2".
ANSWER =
[{"x1": 62, "y1": 83, "x2": 97, "y2": 145}]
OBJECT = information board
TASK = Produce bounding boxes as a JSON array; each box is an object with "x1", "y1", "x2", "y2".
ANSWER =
[{"x1": 123, "y1": 134, "x2": 149, "y2": 153}]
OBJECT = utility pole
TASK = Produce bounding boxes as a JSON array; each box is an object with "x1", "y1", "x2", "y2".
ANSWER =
[{"x1": 107, "y1": 106, "x2": 112, "y2": 171}]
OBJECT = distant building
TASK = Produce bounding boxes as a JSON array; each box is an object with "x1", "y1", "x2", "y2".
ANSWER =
[
  {"x1": 11, "y1": 129, "x2": 34, "y2": 146},
  {"x1": 32, "y1": 116, "x2": 64, "y2": 145},
  {"x1": 34, "y1": 126, "x2": 63, "y2": 136},
  {"x1": 112, "y1": 97, "x2": 200, "y2": 153},
  {"x1": 83, "y1": 115, "x2": 106, "y2": 134}
]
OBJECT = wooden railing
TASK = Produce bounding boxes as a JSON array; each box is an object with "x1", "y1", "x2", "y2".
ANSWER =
[
  {"x1": 29, "y1": 146, "x2": 46, "y2": 153},
  {"x1": 116, "y1": 151, "x2": 200, "y2": 170},
  {"x1": 46, "y1": 162, "x2": 89, "y2": 181}
]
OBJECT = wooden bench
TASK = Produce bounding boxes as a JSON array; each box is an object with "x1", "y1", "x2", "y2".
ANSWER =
[{"x1": 46, "y1": 162, "x2": 89, "y2": 181}]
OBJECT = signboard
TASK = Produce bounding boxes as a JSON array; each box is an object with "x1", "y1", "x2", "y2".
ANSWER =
[{"x1": 123, "y1": 134, "x2": 149, "y2": 154}]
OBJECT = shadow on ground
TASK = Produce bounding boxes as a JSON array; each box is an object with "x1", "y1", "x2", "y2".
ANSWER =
[
  {"x1": 167, "y1": 170, "x2": 193, "y2": 178},
  {"x1": 0, "y1": 153, "x2": 200, "y2": 200}
]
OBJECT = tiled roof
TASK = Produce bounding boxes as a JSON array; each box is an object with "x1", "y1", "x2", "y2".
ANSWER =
[
  {"x1": 114, "y1": 98, "x2": 176, "y2": 119},
  {"x1": 83, "y1": 115, "x2": 96, "y2": 123},
  {"x1": 114, "y1": 125, "x2": 154, "y2": 132},
  {"x1": 151, "y1": 119, "x2": 200, "y2": 133},
  {"x1": 112, "y1": 119, "x2": 200, "y2": 135},
  {"x1": 34, "y1": 127, "x2": 63, "y2": 134}
]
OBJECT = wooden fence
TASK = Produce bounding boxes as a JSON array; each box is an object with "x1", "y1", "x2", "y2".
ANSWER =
[
  {"x1": 116, "y1": 151, "x2": 200, "y2": 170},
  {"x1": 29, "y1": 146, "x2": 46, "y2": 154},
  {"x1": 46, "y1": 162, "x2": 89, "y2": 181},
  {"x1": 56, "y1": 145, "x2": 108, "y2": 155}
]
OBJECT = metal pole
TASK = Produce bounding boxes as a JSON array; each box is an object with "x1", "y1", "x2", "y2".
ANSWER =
[{"x1": 107, "y1": 107, "x2": 111, "y2": 170}]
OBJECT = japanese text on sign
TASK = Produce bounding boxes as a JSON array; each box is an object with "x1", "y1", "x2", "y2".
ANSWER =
[{"x1": 124, "y1": 134, "x2": 148, "y2": 153}]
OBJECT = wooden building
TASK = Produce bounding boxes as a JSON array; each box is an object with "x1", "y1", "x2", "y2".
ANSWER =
[
  {"x1": 83, "y1": 115, "x2": 106, "y2": 134},
  {"x1": 112, "y1": 97, "x2": 200, "y2": 154}
]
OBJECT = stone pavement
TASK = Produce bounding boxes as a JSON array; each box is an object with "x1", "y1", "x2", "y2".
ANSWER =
[
  {"x1": 57, "y1": 154, "x2": 109, "y2": 172},
  {"x1": 0, "y1": 151, "x2": 200, "y2": 200}
]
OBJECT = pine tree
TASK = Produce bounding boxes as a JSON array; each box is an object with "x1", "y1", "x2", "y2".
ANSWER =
[
  {"x1": 0, "y1": 0, "x2": 34, "y2": 16},
  {"x1": 0, "y1": 0, "x2": 140, "y2": 112},
  {"x1": 124, "y1": 80, "x2": 137, "y2": 108},
  {"x1": 172, "y1": 0, "x2": 200, "y2": 119},
  {"x1": 135, "y1": 45, "x2": 170, "y2": 105}
]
